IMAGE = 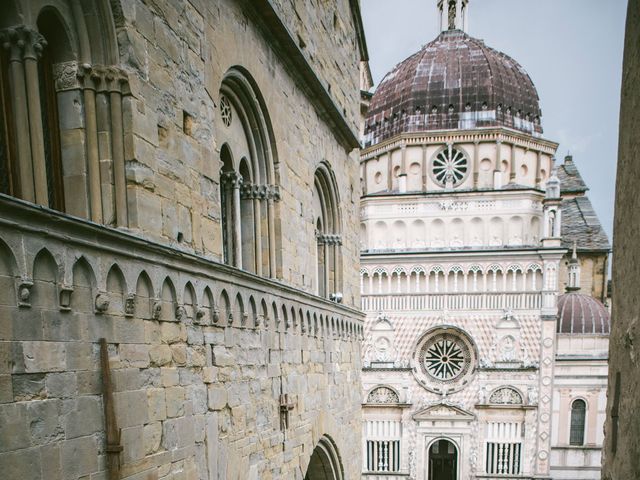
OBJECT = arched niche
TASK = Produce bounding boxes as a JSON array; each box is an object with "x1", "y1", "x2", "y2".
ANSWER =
[{"x1": 304, "y1": 435, "x2": 344, "y2": 480}]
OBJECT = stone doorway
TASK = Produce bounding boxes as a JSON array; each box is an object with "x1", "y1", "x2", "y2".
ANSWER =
[
  {"x1": 304, "y1": 435, "x2": 343, "y2": 480},
  {"x1": 428, "y1": 438, "x2": 458, "y2": 480}
]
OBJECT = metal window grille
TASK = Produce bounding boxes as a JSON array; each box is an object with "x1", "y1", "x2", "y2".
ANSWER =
[
  {"x1": 484, "y1": 422, "x2": 523, "y2": 475},
  {"x1": 364, "y1": 420, "x2": 401, "y2": 472}
]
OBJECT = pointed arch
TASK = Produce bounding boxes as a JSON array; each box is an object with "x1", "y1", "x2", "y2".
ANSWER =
[
  {"x1": 31, "y1": 248, "x2": 58, "y2": 308},
  {"x1": 135, "y1": 270, "x2": 153, "y2": 319},
  {"x1": 0, "y1": 239, "x2": 17, "y2": 307}
]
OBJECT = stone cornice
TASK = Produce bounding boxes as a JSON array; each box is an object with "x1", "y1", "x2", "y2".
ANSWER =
[
  {"x1": 243, "y1": 0, "x2": 360, "y2": 150},
  {"x1": 360, "y1": 127, "x2": 560, "y2": 160},
  {"x1": 0, "y1": 194, "x2": 363, "y2": 320}
]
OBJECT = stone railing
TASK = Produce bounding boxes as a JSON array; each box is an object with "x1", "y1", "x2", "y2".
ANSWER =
[{"x1": 362, "y1": 291, "x2": 543, "y2": 312}]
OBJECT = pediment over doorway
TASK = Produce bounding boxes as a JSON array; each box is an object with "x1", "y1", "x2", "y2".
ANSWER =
[{"x1": 412, "y1": 402, "x2": 475, "y2": 422}]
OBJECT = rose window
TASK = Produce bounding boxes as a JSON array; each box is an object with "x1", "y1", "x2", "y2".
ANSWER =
[
  {"x1": 220, "y1": 95, "x2": 232, "y2": 127},
  {"x1": 413, "y1": 327, "x2": 477, "y2": 393},
  {"x1": 423, "y1": 335, "x2": 467, "y2": 380},
  {"x1": 432, "y1": 146, "x2": 469, "y2": 187}
]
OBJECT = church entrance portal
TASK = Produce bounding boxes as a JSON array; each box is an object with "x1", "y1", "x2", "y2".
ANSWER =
[
  {"x1": 304, "y1": 435, "x2": 343, "y2": 480},
  {"x1": 428, "y1": 438, "x2": 458, "y2": 480}
]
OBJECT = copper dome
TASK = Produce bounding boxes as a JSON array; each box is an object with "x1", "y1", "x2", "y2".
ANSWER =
[
  {"x1": 364, "y1": 30, "x2": 543, "y2": 146},
  {"x1": 557, "y1": 293, "x2": 610, "y2": 334}
]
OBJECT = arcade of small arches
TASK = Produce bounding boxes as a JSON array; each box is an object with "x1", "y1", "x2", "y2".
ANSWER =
[
  {"x1": 0, "y1": 240, "x2": 363, "y2": 341},
  {"x1": 361, "y1": 263, "x2": 549, "y2": 295},
  {"x1": 361, "y1": 214, "x2": 542, "y2": 251}
]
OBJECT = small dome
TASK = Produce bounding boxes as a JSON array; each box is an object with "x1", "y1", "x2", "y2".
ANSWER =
[
  {"x1": 364, "y1": 30, "x2": 542, "y2": 146},
  {"x1": 557, "y1": 293, "x2": 610, "y2": 334}
]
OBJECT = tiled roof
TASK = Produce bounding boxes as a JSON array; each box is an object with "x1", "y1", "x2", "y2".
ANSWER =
[
  {"x1": 561, "y1": 196, "x2": 610, "y2": 251},
  {"x1": 557, "y1": 292, "x2": 610, "y2": 334},
  {"x1": 558, "y1": 157, "x2": 588, "y2": 193},
  {"x1": 364, "y1": 30, "x2": 542, "y2": 146}
]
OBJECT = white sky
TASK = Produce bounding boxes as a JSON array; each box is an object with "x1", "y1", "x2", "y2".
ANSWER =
[{"x1": 362, "y1": 0, "x2": 628, "y2": 241}]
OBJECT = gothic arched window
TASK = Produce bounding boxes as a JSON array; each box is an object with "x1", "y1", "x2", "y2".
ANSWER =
[
  {"x1": 37, "y1": 9, "x2": 69, "y2": 212},
  {"x1": 313, "y1": 163, "x2": 341, "y2": 299},
  {"x1": 0, "y1": 1, "x2": 127, "y2": 225},
  {"x1": 569, "y1": 399, "x2": 586, "y2": 446},
  {"x1": 217, "y1": 68, "x2": 279, "y2": 277}
]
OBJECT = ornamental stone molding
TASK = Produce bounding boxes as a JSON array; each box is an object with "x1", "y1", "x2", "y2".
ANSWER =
[
  {"x1": 489, "y1": 386, "x2": 523, "y2": 405},
  {"x1": 412, "y1": 325, "x2": 478, "y2": 394},
  {"x1": 366, "y1": 386, "x2": 400, "y2": 404}
]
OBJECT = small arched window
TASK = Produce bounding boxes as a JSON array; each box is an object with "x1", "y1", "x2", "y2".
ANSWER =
[
  {"x1": 313, "y1": 163, "x2": 341, "y2": 299},
  {"x1": 569, "y1": 399, "x2": 586, "y2": 445}
]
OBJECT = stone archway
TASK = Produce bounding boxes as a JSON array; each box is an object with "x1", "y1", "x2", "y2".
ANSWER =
[
  {"x1": 304, "y1": 435, "x2": 343, "y2": 480},
  {"x1": 428, "y1": 438, "x2": 458, "y2": 480}
]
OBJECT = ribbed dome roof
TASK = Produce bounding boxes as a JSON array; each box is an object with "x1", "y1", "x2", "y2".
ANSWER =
[
  {"x1": 557, "y1": 293, "x2": 610, "y2": 334},
  {"x1": 364, "y1": 30, "x2": 543, "y2": 146}
]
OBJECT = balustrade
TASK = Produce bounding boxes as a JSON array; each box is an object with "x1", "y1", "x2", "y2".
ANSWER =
[{"x1": 362, "y1": 291, "x2": 544, "y2": 311}]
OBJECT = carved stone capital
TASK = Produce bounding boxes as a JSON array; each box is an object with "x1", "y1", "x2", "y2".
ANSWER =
[
  {"x1": 221, "y1": 171, "x2": 243, "y2": 188},
  {"x1": 0, "y1": 25, "x2": 47, "y2": 62}
]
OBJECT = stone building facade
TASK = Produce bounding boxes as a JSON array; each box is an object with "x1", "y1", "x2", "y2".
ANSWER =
[
  {"x1": 603, "y1": 0, "x2": 640, "y2": 478},
  {"x1": 0, "y1": 0, "x2": 368, "y2": 479},
  {"x1": 358, "y1": 2, "x2": 610, "y2": 479}
]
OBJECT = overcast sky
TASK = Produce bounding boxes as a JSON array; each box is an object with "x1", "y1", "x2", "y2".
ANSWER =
[{"x1": 362, "y1": 0, "x2": 628, "y2": 242}]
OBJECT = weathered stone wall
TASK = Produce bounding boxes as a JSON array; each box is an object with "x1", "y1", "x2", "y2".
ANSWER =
[
  {"x1": 0, "y1": 201, "x2": 363, "y2": 479},
  {"x1": 0, "y1": 0, "x2": 366, "y2": 478},
  {"x1": 603, "y1": 0, "x2": 640, "y2": 477},
  {"x1": 119, "y1": 0, "x2": 362, "y2": 306}
]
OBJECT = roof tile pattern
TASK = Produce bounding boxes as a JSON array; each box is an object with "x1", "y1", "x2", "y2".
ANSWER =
[
  {"x1": 561, "y1": 196, "x2": 610, "y2": 251},
  {"x1": 364, "y1": 30, "x2": 542, "y2": 146},
  {"x1": 558, "y1": 157, "x2": 588, "y2": 193},
  {"x1": 557, "y1": 292, "x2": 610, "y2": 334}
]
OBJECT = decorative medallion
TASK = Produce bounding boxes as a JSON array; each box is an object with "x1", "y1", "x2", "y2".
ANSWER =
[
  {"x1": 413, "y1": 326, "x2": 477, "y2": 393},
  {"x1": 366, "y1": 386, "x2": 400, "y2": 404},
  {"x1": 220, "y1": 95, "x2": 232, "y2": 127},
  {"x1": 431, "y1": 145, "x2": 469, "y2": 187}
]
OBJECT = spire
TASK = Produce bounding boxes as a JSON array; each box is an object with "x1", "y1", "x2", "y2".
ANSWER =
[
  {"x1": 567, "y1": 241, "x2": 581, "y2": 292},
  {"x1": 438, "y1": 0, "x2": 469, "y2": 33}
]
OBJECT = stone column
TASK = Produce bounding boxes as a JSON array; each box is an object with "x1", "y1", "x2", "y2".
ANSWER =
[
  {"x1": 1, "y1": 27, "x2": 35, "y2": 202},
  {"x1": 253, "y1": 187, "x2": 264, "y2": 276},
  {"x1": 78, "y1": 64, "x2": 103, "y2": 223},
  {"x1": 494, "y1": 139, "x2": 502, "y2": 189},
  {"x1": 361, "y1": 159, "x2": 368, "y2": 195},
  {"x1": 387, "y1": 148, "x2": 394, "y2": 191},
  {"x1": 230, "y1": 172, "x2": 243, "y2": 269},
  {"x1": 422, "y1": 144, "x2": 428, "y2": 191},
  {"x1": 107, "y1": 68, "x2": 129, "y2": 227},
  {"x1": 22, "y1": 28, "x2": 49, "y2": 207},
  {"x1": 268, "y1": 186, "x2": 280, "y2": 278},
  {"x1": 473, "y1": 140, "x2": 480, "y2": 188},
  {"x1": 535, "y1": 150, "x2": 542, "y2": 187},
  {"x1": 509, "y1": 144, "x2": 517, "y2": 183}
]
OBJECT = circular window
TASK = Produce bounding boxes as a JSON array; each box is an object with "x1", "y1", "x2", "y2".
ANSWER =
[
  {"x1": 413, "y1": 327, "x2": 477, "y2": 393},
  {"x1": 220, "y1": 95, "x2": 232, "y2": 127},
  {"x1": 431, "y1": 146, "x2": 469, "y2": 187}
]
